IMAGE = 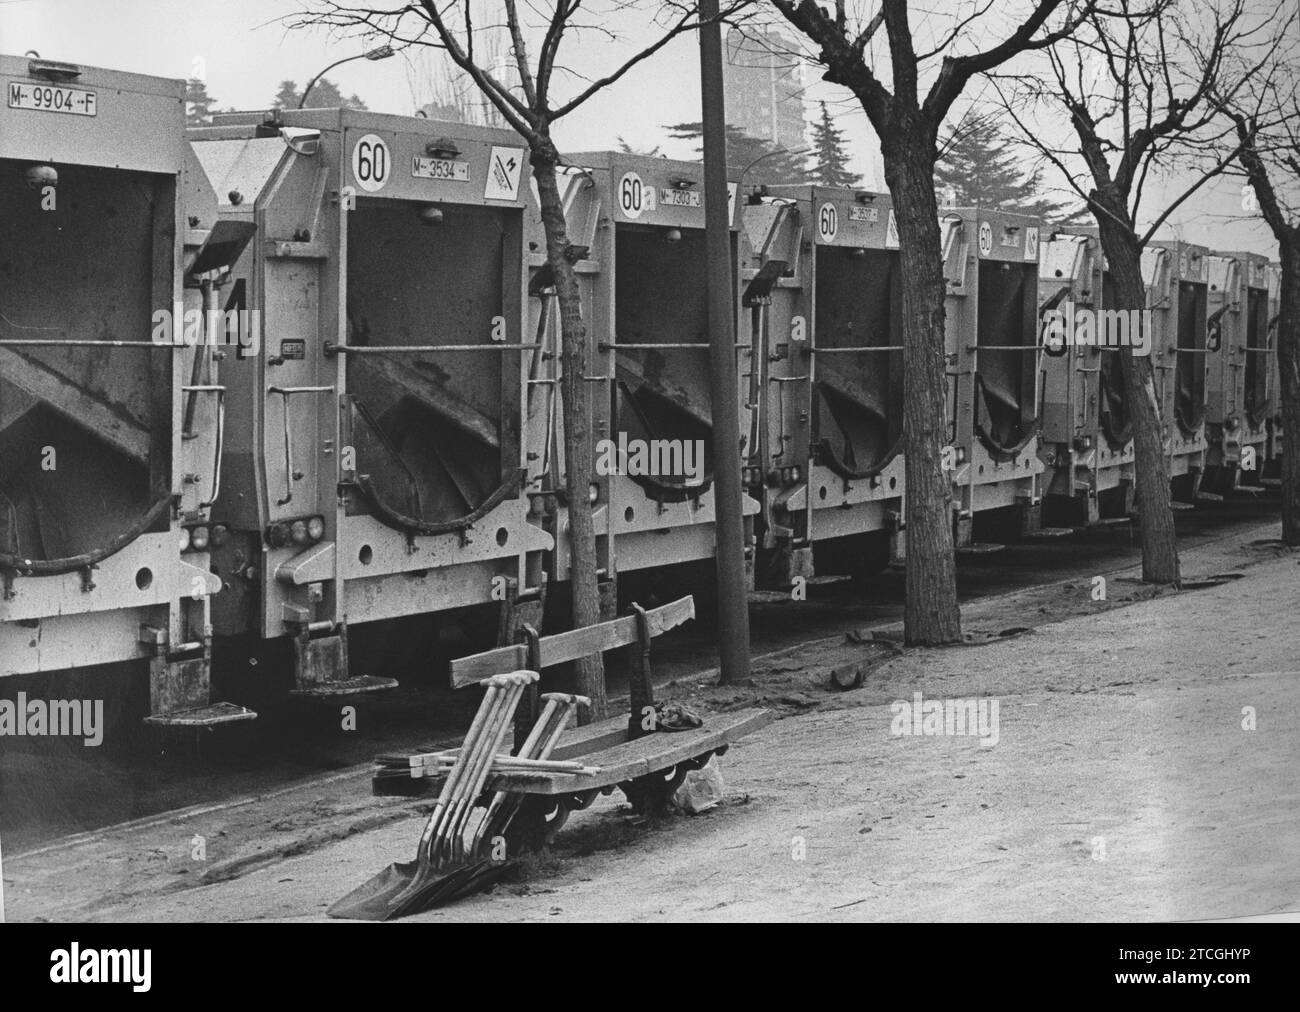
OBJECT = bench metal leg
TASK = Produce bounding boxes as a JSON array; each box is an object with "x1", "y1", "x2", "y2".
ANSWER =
[
  {"x1": 513, "y1": 623, "x2": 543, "y2": 753},
  {"x1": 626, "y1": 602, "x2": 655, "y2": 740},
  {"x1": 622, "y1": 746, "x2": 727, "y2": 816}
]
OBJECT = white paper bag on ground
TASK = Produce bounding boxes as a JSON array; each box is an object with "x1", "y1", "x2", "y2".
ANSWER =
[{"x1": 671, "y1": 757, "x2": 725, "y2": 814}]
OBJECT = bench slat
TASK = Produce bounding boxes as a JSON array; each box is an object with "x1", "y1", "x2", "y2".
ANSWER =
[
  {"x1": 375, "y1": 720, "x2": 627, "y2": 769},
  {"x1": 448, "y1": 644, "x2": 530, "y2": 687},
  {"x1": 449, "y1": 595, "x2": 695, "y2": 688},
  {"x1": 481, "y1": 707, "x2": 773, "y2": 796},
  {"x1": 548, "y1": 717, "x2": 631, "y2": 761}
]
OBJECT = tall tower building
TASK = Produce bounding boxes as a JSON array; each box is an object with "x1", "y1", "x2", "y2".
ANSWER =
[{"x1": 723, "y1": 28, "x2": 807, "y2": 152}]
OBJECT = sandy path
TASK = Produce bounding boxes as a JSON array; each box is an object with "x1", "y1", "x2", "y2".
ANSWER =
[{"x1": 8, "y1": 526, "x2": 1299, "y2": 922}]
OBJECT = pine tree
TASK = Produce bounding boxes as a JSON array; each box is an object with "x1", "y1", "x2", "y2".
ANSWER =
[
  {"x1": 272, "y1": 79, "x2": 368, "y2": 111},
  {"x1": 272, "y1": 80, "x2": 301, "y2": 110},
  {"x1": 185, "y1": 78, "x2": 218, "y2": 127},
  {"x1": 616, "y1": 137, "x2": 662, "y2": 157},
  {"x1": 665, "y1": 122, "x2": 806, "y2": 185},
  {"x1": 809, "y1": 102, "x2": 860, "y2": 188},
  {"x1": 935, "y1": 111, "x2": 1084, "y2": 223}
]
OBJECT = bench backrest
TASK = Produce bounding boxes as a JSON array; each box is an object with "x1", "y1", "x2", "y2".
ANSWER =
[{"x1": 450, "y1": 595, "x2": 695, "y2": 689}]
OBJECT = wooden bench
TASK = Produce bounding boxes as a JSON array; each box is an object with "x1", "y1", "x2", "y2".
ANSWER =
[{"x1": 373, "y1": 595, "x2": 772, "y2": 845}]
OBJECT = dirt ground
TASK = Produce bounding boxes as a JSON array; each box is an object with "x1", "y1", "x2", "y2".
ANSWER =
[{"x1": 6, "y1": 522, "x2": 1299, "y2": 922}]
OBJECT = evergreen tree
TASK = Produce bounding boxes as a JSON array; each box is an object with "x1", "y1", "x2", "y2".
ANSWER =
[
  {"x1": 935, "y1": 112, "x2": 1085, "y2": 224},
  {"x1": 665, "y1": 122, "x2": 806, "y2": 185},
  {"x1": 272, "y1": 78, "x2": 368, "y2": 111},
  {"x1": 272, "y1": 80, "x2": 301, "y2": 110},
  {"x1": 809, "y1": 102, "x2": 860, "y2": 188},
  {"x1": 184, "y1": 78, "x2": 217, "y2": 127},
  {"x1": 616, "y1": 137, "x2": 662, "y2": 157}
]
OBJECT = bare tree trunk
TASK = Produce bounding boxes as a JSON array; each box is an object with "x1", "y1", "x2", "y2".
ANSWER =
[
  {"x1": 531, "y1": 145, "x2": 607, "y2": 722},
  {"x1": 883, "y1": 131, "x2": 962, "y2": 645},
  {"x1": 1094, "y1": 203, "x2": 1181, "y2": 584},
  {"x1": 1278, "y1": 236, "x2": 1300, "y2": 545}
]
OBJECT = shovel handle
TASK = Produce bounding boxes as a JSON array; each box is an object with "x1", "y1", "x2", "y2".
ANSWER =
[
  {"x1": 469, "y1": 693, "x2": 583, "y2": 855},
  {"x1": 444, "y1": 681, "x2": 527, "y2": 863},
  {"x1": 482, "y1": 670, "x2": 540, "y2": 689},
  {"x1": 541, "y1": 692, "x2": 591, "y2": 707},
  {"x1": 413, "y1": 682, "x2": 498, "y2": 862},
  {"x1": 515, "y1": 697, "x2": 561, "y2": 758},
  {"x1": 417, "y1": 679, "x2": 507, "y2": 856}
]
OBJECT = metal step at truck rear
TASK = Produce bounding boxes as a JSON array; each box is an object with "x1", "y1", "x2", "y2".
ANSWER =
[
  {"x1": 140, "y1": 627, "x2": 257, "y2": 727},
  {"x1": 284, "y1": 618, "x2": 398, "y2": 701}
]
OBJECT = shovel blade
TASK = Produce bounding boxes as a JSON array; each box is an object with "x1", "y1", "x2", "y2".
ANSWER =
[
  {"x1": 327, "y1": 861, "x2": 433, "y2": 921},
  {"x1": 327, "y1": 857, "x2": 514, "y2": 920},
  {"x1": 435, "y1": 859, "x2": 514, "y2": 904}
]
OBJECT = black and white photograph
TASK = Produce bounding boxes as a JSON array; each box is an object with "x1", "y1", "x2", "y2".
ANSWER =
[{"x1": 0, "y1": 0, "x2": 1296, "y2": 965}]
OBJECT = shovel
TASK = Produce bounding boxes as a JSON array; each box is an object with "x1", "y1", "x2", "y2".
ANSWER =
[
  {"x1": 413, "y1": 692, "x2": 588, "y2": 905},
  {"x1": 327, "y1": 672, "x2": 534, "y2": 920}
]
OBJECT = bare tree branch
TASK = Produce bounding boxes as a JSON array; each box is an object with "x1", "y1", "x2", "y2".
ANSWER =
[
  {"x1": 502, "y1": 0, "x2": 539, "y2": 107},
  {"x1": 926, "y1": 0, "x2": 1087, "y2": 123}
]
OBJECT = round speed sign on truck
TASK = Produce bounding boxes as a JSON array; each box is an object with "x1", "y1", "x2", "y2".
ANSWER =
[
  {"x1": 618, "y1": 171, "x2": 655, "y2": 219},
  {"x1": 352, "y1": 134, "x2": 391, "y2": 192},
  {"x1": 817, "y1": 202, "x2": 838, "y2": 242}
]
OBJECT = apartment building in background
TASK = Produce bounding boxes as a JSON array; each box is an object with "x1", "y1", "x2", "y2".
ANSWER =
[{"x1": 724, "y1": 27, "x2": 807, "y2": 151}]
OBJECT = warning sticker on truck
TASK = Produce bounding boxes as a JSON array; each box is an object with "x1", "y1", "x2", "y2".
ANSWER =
[
  {"x1": 485, "y1": 146, "x2": 525, "y2": 200},
  {"x1": 1023, "y1": 226, "x2": 1040, "y2": 261}
]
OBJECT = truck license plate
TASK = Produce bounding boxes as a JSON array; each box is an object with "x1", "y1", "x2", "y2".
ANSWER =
[
  {"x1": 411, "y1": 157, "x2": 470, "y2": 181},
  {"x1": 659, "y1": 188, "x2": 701, "y2": 207},
  {"x1": 8, "y1": 82, "x2": 97, "y2": 116}
]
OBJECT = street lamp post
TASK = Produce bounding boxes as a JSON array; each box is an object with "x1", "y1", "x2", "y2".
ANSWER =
[
  {"x1": 738, "y1": 146, "x2": 812, "y2": 196},
  {"x1": 297, "y1": 45, "x2": 395, "y2": 109}
]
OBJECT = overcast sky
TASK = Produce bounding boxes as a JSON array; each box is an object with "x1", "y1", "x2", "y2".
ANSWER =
[
  {"x1": 0, "y1": 0, "x2": 731, "y2": 159},
  {"x1": 0, "y1": 0, "x2": 1277, "y2": 256}
]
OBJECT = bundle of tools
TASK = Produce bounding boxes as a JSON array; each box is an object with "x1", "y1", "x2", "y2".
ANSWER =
[
  {"x1": 401, "y1": 750, "x2": 601, "y2": 779},
  {"x1": 329, "y1": 671, "x2": 592, "y2": 919},
  {"x1": 373, "y1": 741, "x2": 600, "y2": 790}
]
